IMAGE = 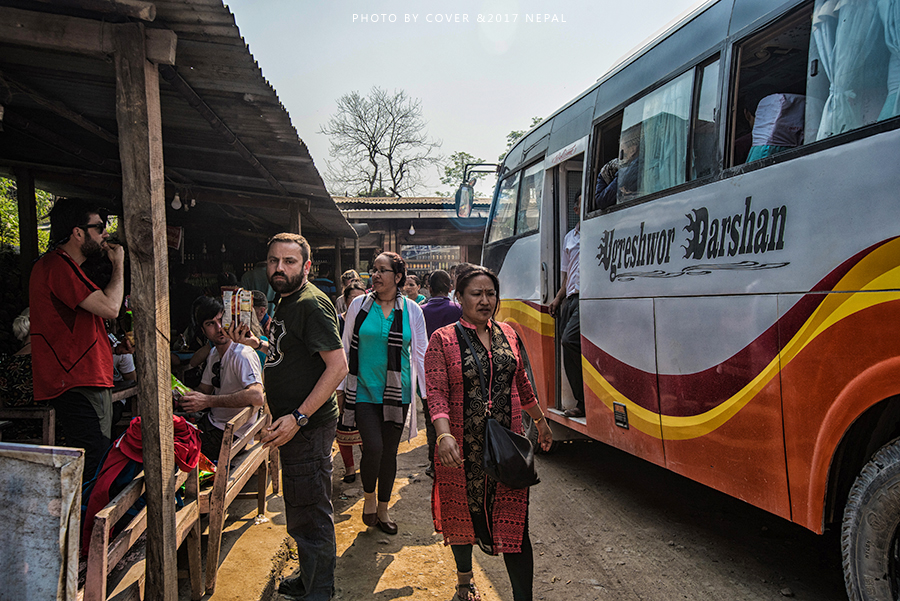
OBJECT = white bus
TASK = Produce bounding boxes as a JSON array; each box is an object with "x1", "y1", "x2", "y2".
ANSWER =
[{"x1": 465, "y1": 0, "x2": 900, "y2": 597}]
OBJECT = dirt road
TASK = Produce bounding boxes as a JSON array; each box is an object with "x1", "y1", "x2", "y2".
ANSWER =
[{"x1": 274, "y1": 409, "x2": 847, "y2": 601}]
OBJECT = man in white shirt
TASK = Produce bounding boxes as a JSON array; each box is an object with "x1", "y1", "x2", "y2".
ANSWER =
[
  {"x1": 180, "y1": 296, "x2": 264, "y2": 460},
  {"x1": 548, "y1": 191, "x2": 585, "y2": 418}
]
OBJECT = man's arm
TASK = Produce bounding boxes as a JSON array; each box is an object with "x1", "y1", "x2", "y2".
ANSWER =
[
  {"x1": 78, "y1": 243, "x2": 125, "y2": 320},
  {"x1": 548, "y1": 272, "x2": 568, "y2": 318},
  {"x1": 262, "y1": 347, "x2": 349, "y2": 449},
  {"x1": 179, "y1": 382, "x2": 264, "y2": 413}
]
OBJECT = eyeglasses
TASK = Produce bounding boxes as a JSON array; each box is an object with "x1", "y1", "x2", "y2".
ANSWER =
[
  {"x1": 79, "y1": 223, "x2": 106, "y2": 234},
  {"x1": 212, "y1": 361, "x2": 221, "y2": 388},
  {"x1": 372, "y1": 268, "x2": 394, "y2": 275}
]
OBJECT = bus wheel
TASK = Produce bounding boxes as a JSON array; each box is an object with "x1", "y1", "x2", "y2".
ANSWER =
[
  {"x1": 522, "y1": 412, "x2": 558, "y2": 454},
  {"x1": 842, "y1": 438, "x2": 900, "y2": 600}
]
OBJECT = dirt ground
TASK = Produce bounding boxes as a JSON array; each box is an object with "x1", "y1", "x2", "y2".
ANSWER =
[{"x1": 270, "y1": 404, "x2": 848, "y2": 601}]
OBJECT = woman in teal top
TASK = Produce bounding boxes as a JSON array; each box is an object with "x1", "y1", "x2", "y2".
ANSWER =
[{"x1": 338, "y1": 252, "x2": 427, "y2": 535}]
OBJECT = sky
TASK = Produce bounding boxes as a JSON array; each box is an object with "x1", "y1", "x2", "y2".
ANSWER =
[{"x1": 225, "y1": 0, "x2": 702, "y2": 197}]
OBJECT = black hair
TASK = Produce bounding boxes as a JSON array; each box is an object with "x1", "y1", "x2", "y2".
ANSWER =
[
  {"x1": 378, "y1": 251, "x2": 407, "y2": 288},
  {"x1": 406, "y1": 274, "x2": 420, "y2": 287},
  {"x1": 455, "y1": 266, "x2": 501, "y2": 317},
  {"x1": 48, "y1": 197, "x2": 107, "y2": 247},
  {"x1": 193, "y1": 295, "x2": 224, "y2": 328},
  {"x1": 342, "y1": 281, "x2": 367, "y2": 302},
  {"x1": 429, "y1": 269, "x2": 452, "y2": 295}
]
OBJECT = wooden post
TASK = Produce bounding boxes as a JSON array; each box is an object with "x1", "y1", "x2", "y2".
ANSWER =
[
  {"x1": 334, "y1": 237, "x2": 342, "y2": 283},
  {"x1": 289, "y1": 201, "x2": 301, "y2": 235},
  {"x1": 354, "y1": 233, "x2": 360, "y2": 271},
  {"x1": 113, "y1": 22, "x2": 177, "y2": 601},
  {"x1": 14, "y1": 167, "x2": 38, "y2": 288}
]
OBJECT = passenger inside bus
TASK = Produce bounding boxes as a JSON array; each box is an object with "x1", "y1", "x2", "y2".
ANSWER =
[
  {"x1": 593, "y1": 158, "x2": 619, "y2": 212},
  {"x1": 747, "y1": 93, "x2": 806, "y2": 162}
]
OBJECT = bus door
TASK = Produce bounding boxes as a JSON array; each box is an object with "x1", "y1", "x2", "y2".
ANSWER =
[{"x1": 545, "y1": 155, "x2": 584, "y2": 419}]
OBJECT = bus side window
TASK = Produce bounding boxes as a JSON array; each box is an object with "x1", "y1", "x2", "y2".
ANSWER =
[
  {"x1": 588, "y1": 115, "x2": 622, "y2": 214},
  {"x1": 619, "y1": 70, "x2": 694, "y2": 203},
  {"x1": 691, "y1": 58, "x2": 721, "y2": 179},
  {"x1": 730, "y1": 3, "x2": 813, "y2": 166},
  {"x1": 486, "y1": 171, "x2": 519, "y2": 244},
  {"x1": 807, "y1": 0, "x2": 896, "y2": 141},
  {"x1": 516, "y1": 162, "x2": 544, "y2": 235}
]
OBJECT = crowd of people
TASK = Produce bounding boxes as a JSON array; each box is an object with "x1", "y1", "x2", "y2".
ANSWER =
[{"x1": 1, "y1": 197, "x2": 557, "y2": 601}]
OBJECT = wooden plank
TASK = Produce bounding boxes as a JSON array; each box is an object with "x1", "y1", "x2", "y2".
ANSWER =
[
  {"x1": 0, "y1": 7, "x2": 176, "y2": 65},
  {"x1": 289, "y1": 201, "x2": 302, "y2": 235},
  {"x1": 28, "y1": 0, "x2": 157, "y2": 22},
  {"x1": 13, "y1": 167, "x2": 38, "y2": 288},
  {"x1": 113, "y1": 21, "x2": 177, "y2": 601}
]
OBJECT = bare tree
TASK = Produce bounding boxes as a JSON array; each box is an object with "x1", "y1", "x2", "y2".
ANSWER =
[{"x1": 320, "y1": 87, "x2": 441, "y2": 198}]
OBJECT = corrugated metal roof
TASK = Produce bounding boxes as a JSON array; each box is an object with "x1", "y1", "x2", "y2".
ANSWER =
[
  {"x1": 0, "y1": 0, "x2": 354, "y2": 243},
  {"x1": 333, "y1": 196, "x2": 493, "y2": 212}
]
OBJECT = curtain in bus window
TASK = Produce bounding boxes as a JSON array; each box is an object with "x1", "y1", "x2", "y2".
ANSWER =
[
  {"x1": 515, "y1": 163, "x2": 543, "y2": 235},
  {"x1": 813, "y1": 0, "x2": 882, "y2": 140},
  {"x1": 487, "y1": 172, "x2": 519, "y2": 244},
  {"x1": 877, "y1": 0, "x2": 900, "y2": 119},
  {"x1": 638, "y1": 71, "x2": 692, "y2": 197}
]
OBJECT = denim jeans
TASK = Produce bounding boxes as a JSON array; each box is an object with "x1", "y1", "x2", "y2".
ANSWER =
[{"x1": 281, "y1": 418, "x2": 338, "y2": 601}]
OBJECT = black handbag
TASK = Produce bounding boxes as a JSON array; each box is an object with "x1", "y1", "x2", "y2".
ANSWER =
[{"x1": 456, "y1": 323, "x2": 540, "y2": 489}]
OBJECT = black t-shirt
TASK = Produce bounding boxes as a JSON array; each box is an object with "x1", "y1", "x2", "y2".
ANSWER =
[{"x1": 264, "y1": 281, "x2": 342, "y2": 428}]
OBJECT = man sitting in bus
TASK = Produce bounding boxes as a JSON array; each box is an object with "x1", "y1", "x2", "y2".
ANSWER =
[{"x1": 549, "y1": 191, "x2": 585, "y2": 418}]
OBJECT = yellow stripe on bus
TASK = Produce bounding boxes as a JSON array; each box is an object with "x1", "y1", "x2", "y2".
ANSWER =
[{"x1": 495, "y1": 242, "x2": 900, "y2": 441}]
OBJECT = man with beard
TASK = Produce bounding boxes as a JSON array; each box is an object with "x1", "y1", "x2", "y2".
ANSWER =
[
  {"x1": 227, "y1": 232, "x2": 348, "y2": 601},
  {"x1": 30, "y1": 198, "x2": 126, "y2": 482}
]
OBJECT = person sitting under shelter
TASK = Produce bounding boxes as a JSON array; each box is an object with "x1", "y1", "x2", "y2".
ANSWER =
[{"x1": 178, "y1": 295, "x2": 264, "y2": 461}]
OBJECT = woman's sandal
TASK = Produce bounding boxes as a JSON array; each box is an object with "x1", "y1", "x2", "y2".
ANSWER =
[{"x1": 454, "y1": 582, "x2": 482, "y2": 601}]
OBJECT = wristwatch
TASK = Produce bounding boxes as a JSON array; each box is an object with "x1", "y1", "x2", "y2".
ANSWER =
[{"x1": 291, "y1": 409, "x2": 309, "y2": 428}]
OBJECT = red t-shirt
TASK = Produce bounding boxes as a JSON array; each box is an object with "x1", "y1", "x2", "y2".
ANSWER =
[{"x1": 29, "y1": 249, "x2": 113, "y2": 400}]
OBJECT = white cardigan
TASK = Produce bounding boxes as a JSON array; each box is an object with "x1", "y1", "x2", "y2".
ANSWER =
[{"x1": 338, "y1": 294, "x2": 427, "y2": 441}]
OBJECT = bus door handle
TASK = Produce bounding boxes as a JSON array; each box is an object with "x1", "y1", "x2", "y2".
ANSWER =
[{"x1": 541, "y1": 262, "x2": 548, "y2": 304}]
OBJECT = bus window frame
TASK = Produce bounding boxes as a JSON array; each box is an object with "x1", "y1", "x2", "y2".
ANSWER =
[
  {"x1": 584, "y1": 51, "x2": 723, "y2": 220},
  {"x1": 484, "y1": 158, "x2": 547, "y2": 248}
]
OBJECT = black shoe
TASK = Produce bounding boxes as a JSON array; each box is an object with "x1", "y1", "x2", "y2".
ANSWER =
[
  {"x1": 564, "y1": 407, "x2": 585, "y2": 418},
  {"x1": 376, "y1": 517, "x2": 398, "y2": 535},
  {"x1": 425, "y1": 464, "x2": 434, "y2": 478},
  {"x1": 342, "y1": 472, "x2": 356, "y2": 483},
  {"x1": 278, "y1": 574, "x2": 306, "y2": 598}
]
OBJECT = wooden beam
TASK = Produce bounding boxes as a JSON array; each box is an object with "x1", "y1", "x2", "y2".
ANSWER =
[
  {"x1": 0, "y1": 7, "x2": 175, "y2": 65},
  {"x1": 158, "y1": 64, "x2": 289, "y2": 196},
  {"x1": 4, "y1": 110, "x2": 119, "y2": 171},
  {"x1": 14, "y1": 167, "x2": 38, "y2": 289},
  {"x1": 0, "y1": 68, "x2": 118, "y2": 145},
  {"x1": 28, "y1": 0, "x2": 156, "y2": 22},
  {"x1": 334, "y1": 237, "x2": 342, "y2": 282},
  {"x1": 289, "y1": 201, "x2": 301, "y2": 235},
  {"x1": 113, "y1": 22, "x2": 177, "y2": 601}
]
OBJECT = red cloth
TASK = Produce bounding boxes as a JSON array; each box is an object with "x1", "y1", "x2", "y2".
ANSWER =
[
  {"x1": 81, "y1": 415, "x2": 201, "y2": 555},
  {"x1": 29, "y1": 249, "x2": 113, "y2": 400},
  {"x1": 424, "y1": 321, "x2": 538, "y2": 553}
]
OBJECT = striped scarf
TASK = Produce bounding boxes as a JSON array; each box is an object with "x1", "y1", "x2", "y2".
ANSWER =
[{"x1": 342, "y1": 291, "x2": 406, "y2": 428}]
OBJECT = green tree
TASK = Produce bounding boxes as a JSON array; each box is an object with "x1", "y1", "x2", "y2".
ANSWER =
[
  {"x1": 436, "y1": 151, "x2": 496, "y2": 197},
  {"x1": 0, "y1": 177, "x2": 53, "y2": 252},
  {"x1": 498, "y1": 116, "x2": 544, "y2": 162}
]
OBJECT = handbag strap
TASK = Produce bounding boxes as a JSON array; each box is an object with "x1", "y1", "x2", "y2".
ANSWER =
[{"x1": 455, "y1": 321, "x2": 490, "y2": 416}]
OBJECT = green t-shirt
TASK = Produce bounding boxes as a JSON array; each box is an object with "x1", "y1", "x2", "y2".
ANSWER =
[{"x1": 264, "y1": 281, "x2": 342, "y2": 428}]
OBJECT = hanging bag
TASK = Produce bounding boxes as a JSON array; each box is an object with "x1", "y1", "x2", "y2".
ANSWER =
[{"x1": 456, "y1": 322, "x2": 540, "y2": 489}]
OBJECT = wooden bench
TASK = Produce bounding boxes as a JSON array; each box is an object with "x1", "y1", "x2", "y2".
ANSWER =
[
  {"x1": 200, "y1": 405, "x2": 272, "y2": 594},
  {"x1": 83, "y1": 464, "x2": 203, "y2": 601}
]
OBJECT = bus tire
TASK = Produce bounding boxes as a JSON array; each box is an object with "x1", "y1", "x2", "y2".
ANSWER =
[{"x1": 842, "y1": 438, "x2": 900, "y2": 601}]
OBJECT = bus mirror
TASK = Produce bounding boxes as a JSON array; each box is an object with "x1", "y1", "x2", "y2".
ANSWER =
[{"x1": 456, "y1": 184, "x2": 474, "y2": 218}]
